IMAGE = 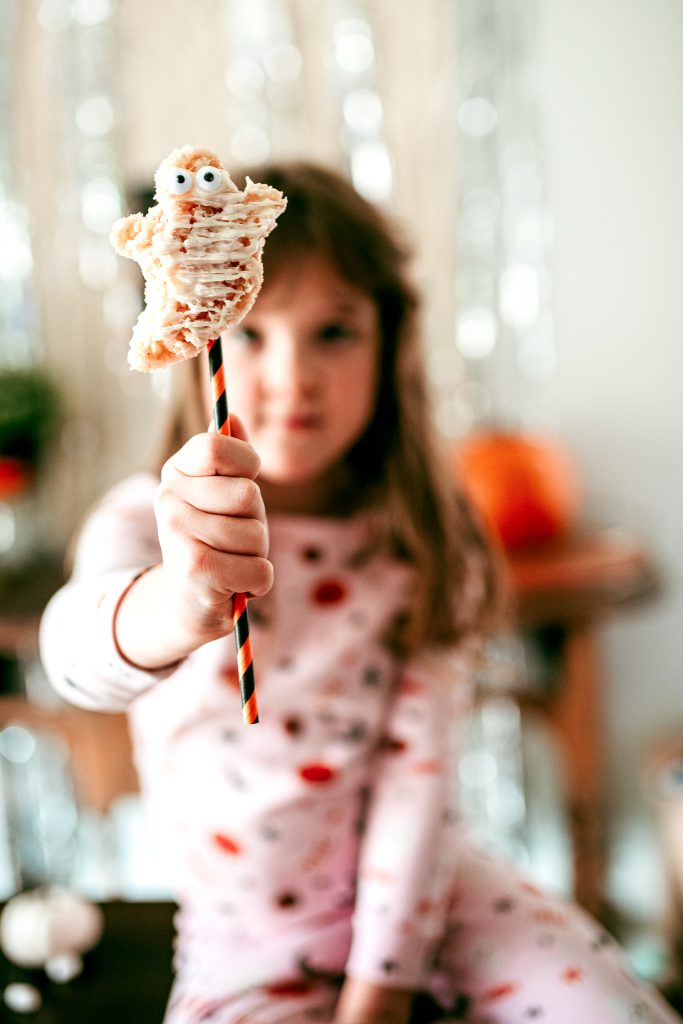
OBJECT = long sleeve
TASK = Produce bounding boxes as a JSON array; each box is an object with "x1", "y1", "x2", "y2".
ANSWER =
[
  {"x1": 39, "y1": 473, "x2": 174, "y2": 712},
  {"x1": 345, "y1": 645, "x2": 474, "y2": 990}
]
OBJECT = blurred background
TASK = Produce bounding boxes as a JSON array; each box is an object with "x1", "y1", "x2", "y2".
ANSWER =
[{"x1": 0, "y1": 0, "x2": 682, "y2": 1006}]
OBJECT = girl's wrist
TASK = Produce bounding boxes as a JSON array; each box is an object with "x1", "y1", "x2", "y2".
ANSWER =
[{"x1": 113, "y1": 564, "x2": 204, "y2": 670}]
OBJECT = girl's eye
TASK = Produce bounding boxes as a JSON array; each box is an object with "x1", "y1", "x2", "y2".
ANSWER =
[
  {"x1": 196, "y1": 166, "x2": 222, "y2": 192},
  {"x1": 317, "y1": 323, "x2": 356, "y2": 344},
  {"x1": 230, "y1": 326, "x2": 261, "y2": 347},
  {"x1": 169, "y1": 169, "x2": 193, "y2": 194}
]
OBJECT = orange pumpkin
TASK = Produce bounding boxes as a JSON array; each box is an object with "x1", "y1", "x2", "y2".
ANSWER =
[{"x1": 453, "y1": 431, "x2": 581, "y2": 550}]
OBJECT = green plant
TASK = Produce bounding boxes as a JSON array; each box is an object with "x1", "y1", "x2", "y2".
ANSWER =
[{"x1": 0, "y1": 368, "x2": 62, "y2": 465}]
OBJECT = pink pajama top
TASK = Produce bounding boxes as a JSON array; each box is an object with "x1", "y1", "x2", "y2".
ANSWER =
[{"x1": 40, "y1": 473, "x2": 473, "y2": 997}]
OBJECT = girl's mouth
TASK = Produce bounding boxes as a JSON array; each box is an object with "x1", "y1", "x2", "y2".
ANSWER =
[{"x1": 280, "y1": 414, "x2": 322, "y2": 431}]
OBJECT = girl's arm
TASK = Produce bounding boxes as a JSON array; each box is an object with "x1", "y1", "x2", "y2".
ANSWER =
[
  {"x1": 40, "y1": 419, "x2": 272, "y2": 710},
  {"x1": 113, "y1": 424, "x2": 271, "y2": 669}
]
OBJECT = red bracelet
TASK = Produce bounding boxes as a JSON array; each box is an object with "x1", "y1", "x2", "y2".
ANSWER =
[{"x1": 111, "y1": 565, "x2": 182, "y2": 672}]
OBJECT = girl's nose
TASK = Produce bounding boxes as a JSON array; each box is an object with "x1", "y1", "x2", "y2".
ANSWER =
[{"x1": 264, "y1": 334, "x2": 318, "y2": 395}]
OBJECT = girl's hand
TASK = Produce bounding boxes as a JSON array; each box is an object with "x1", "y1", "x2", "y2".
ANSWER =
[
  {"x1": 155, "y1": 418, "x2": 272, "y2": 644},
  {"x1": 333, "y1": 979, "x2": 414, "y2": 1024},
  {"x1": 114, "y1": 416, "x2": 273, "y2": 669}
]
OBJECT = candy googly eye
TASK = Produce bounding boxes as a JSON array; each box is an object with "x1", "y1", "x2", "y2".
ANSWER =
[
  {"x1": 196, "y1": 166, "x2": 222, "y2": 192},
  {"x1": 169, "y1": 169, "x2": 193, "y2": 194}
]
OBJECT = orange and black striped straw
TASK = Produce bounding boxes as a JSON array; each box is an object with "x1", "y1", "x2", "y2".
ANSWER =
[{"x1": 207, "y1": 337, "x2": 259, "y2": 725}]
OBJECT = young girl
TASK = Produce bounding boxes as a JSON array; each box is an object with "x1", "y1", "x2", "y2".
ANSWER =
[{"x1": 40, "y1": 162, "x2": 680, "y2": 1024}]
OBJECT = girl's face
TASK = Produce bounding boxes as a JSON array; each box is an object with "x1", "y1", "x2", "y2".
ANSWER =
[{"x1": 219, "y1": 255, "x2": 381, "y2": 511}]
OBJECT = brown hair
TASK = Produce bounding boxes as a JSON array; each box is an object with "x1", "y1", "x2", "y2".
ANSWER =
[{"x1": 152, "y1": 161, "x2": 503, "y2": 651}]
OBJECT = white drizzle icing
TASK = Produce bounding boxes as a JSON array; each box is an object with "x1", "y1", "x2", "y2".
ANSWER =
[{"x1": 110, "y1": 147, "x2": 287, "y2": 372}]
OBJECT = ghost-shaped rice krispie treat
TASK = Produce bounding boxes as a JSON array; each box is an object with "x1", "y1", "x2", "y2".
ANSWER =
[{"x1": 110, "y1": 146, "x2": 287, "y2": 371}]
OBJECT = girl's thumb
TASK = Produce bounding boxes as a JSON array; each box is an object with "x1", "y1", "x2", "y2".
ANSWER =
[
  {"x1": 206, "y1": 413, "x2": 250, "y2": 441},
  {"x1": 227, "y1": 413, "x2": 250, "y2": 441}
]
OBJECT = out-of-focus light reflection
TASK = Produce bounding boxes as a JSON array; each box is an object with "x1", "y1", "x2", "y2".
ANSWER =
[
  {"x1": 513, "y1": 208, "x2": 552, "y2": 252},
  {"x1": 75, "y1": 94, "x2": 115, "y2": 137},
  {"x1": 336, "y1": 34, "x2": 374, "y2": 75},
  {"x1": 454, "y1": 0, "x2": 558, "y2": 431},
  {"x1": 334, "y1": 17, "x2": 375, "y2": 75},
  {"x1": 456, "y1": 307, "x2": 497, "y2": 359},
  {"x1": 460, "y1": 749, "x2": 498, "y2": 787},
  {"x1": 223, "y1": 0, "x2": 304, "y2": 163},
  {"x1": 329, "y1": 2, "x2": 391, "y2": 208},
  {"x1": 80, "y1": 176, "x2": 121, "y2": 234},
  {"x1": 0, "y1": 725, "x2": 36, "y2": 764},
  {"x1": 458, "y1": 96, "x2": 498, "y2": 137},
  {"x1": 0, "y1": 214, "x2": 33, "y2": 280},
  {"x1": 37, "y1": 0, "x2": 73, "y2": 33},
  {"x1": 72, "y1": 0, "x2": 115, "y2": 25},
  {"x1": 435, "y1": 380, "x2": 494, "y2": 438},
  {"x1": 343, "y1": 88, "x2": 383, "y2": 134},
  {"x1": 499, "y1": 263, "x2": 539, "y2": 328},
  {"x1": 350, "y1": 140, "x2": 392, "y2": 203}
]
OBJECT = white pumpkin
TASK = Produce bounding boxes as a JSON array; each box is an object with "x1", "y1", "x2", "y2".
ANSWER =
[{"x1": 0, "y1": 886, "x2": 103, "y2": 968}]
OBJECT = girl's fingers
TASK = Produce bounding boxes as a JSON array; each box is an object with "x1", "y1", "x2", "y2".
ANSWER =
[
  {"x1": 185, "y1": 546, "x2": 274, "y2": 599},
  {"x1": 155, "y1": 425, "x2": 273, "y2": 622},
  {"x1": 160, "y1": 499, "x2": 269, "y2": 558},
  {"x1": 162, "y1": 430, "x2": 261, "y2": 482},
  {"x1": 206, "y1": 413, "x2": 248, "y2": 440},
  {"x1": 156, "y1": 474, "x2": 265, "y2": 521},
  {"x1": 226, "y1": 413, "x2": 249, "y2": 442}
]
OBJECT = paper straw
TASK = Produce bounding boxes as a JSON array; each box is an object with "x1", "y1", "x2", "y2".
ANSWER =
[{"x1": 207, "y1": 337, "x2": 259, "y2": 725}]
